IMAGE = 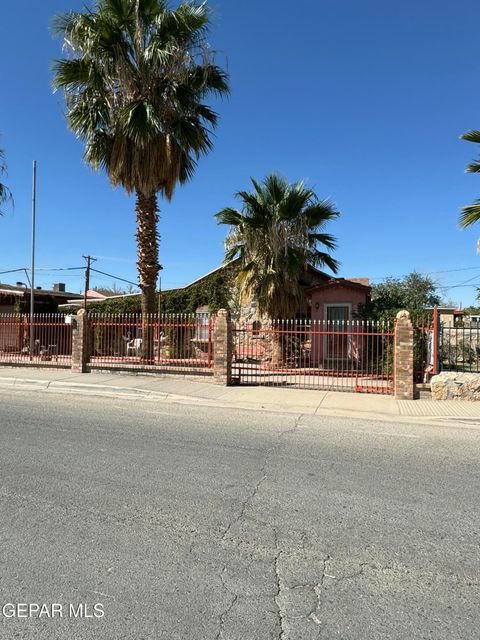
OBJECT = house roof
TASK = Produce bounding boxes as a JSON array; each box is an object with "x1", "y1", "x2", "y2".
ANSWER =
[
  {"x1": 424, "y1": 306, "x2": 463, "y2": 314},
  {"x1": 72, "y1": 260, "x2": 365, "y2": 305},
  {"x1": 59, "y1": 290, "x2": 109, "y2": 308},
  {"x1": 306, "y1": 278, "x2": 371, "y2": 294},
  {"x1": 85, "y1": 290, "x2": 107, "y2": 300},
  {"x1": 184, "y1": 260, "x2": 334, "y2": 289},
  {"x1": 0, "y1": 283, "x2": 83, "y2": 300},
  {"x1": 0, "y1": 285, "x2": 24, "y2": 297}
]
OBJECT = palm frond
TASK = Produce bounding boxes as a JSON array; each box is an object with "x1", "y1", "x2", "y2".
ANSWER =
[
  {"x1": 214, "y1": 207, "x2": 243, "y2": 226},
  {"x1": 465, "y1": 160, "x2": 480, "y2": 174},
  {"x1": 460, "y1": 200, "x2": 480, "y2": 228},
  {"x1": 461, "y1": 130, "x2": 480, "y2": 143}
]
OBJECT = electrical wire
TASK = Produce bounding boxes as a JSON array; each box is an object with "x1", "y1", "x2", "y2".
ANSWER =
[{"x1": 90, "y1": 268, "x2": 138, "y2": 287}]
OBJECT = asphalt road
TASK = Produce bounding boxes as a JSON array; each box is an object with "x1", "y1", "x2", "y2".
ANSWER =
[{"x1": 0, "y1": 389, "x2": 478, "y2": 639}]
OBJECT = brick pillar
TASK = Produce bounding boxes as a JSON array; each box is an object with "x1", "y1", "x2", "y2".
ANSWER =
[
  {"x1": 71, "y1": 309, "x2": 90, "y2": 373},
  {"x1": 213, "y1": 309, "x2": 232, "y2": 385},
  {"x1": 394, "y1": 310, "x2": 414, "y2": 400}
]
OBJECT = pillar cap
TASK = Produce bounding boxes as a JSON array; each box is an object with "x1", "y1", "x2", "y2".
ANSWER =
[{"x1": 396, "y1": 310, "x2": 410, "y2": 320}]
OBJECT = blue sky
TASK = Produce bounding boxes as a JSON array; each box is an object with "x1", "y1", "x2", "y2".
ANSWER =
[{"x1": 1, "y1": 0, "x2": 480, "y2": 305}]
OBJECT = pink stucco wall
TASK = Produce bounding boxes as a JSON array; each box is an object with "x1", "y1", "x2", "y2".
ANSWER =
[
  {"x1": 310, "y1": 286, "x2": 368, "y2": 322},
  {"x1": 309, "y1": 285, "x2": 369, "y2": 367}
]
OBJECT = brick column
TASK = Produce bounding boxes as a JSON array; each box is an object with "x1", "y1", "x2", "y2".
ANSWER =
[
  {"x1": 394, "y1": 310, "x2": 414, "y2": 400},
  {"x1": 213, "y1": 309, "x2": 232, "y2": 385},
  {"x1": 71, "y1": 309, "x2": 90, "y2": 373}
]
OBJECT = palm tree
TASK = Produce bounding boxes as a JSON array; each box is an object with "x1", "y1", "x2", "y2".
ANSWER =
[
  {"x1": 460, "y1": 129, "x2": 480, "y2": 227},
  {"x1": 52, "y1": 0, "x2": 229, "y2": 357},
  {"x1": 0, "y1": 145, "x2": 13, "y2": 216},
  {"x1": 215, "y1": 174, "x2": 340, "y2": 319}
]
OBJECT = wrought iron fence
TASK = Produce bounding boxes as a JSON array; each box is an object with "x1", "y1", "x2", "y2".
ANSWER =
[
  {"x1": 232, "y1": 318, "x2": 394, "y2": 393},
  {"x1": 0, "y1": 313, "x2": 72, "y2": 365},
  {"x1": 441, "y1": 325, "x2": 480, "y2": 373},
  {"x1": 88, "y1": 313, "x2": 213, "y2": 374}
]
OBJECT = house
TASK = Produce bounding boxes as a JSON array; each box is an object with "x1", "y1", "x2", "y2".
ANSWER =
[
  {"x1": 0, "y1": 282, "x2": 83, "y2": 313},
  {"x1": 83, "y1": 260, "x2": 370, "y2": 321},
  {"x1": 424, "y1": 307, "x2": 464, "y2": 327},
  {"x1": 61, "y1": 289, "x2": 108, "y2": 308}
]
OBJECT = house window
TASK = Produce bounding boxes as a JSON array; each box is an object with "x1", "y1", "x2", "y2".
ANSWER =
[{"x1": 325, "y1": 304, "x2": 351, "y2": 322}]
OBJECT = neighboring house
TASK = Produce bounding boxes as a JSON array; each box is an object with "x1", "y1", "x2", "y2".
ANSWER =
[
  {"x1": 60, "y1": 289, "x2": 108, "y2": 309},
  {"x1": 0, "y1": 282, "x2": 83, "y2": 313},
  {"x1": 425, "y1": 307, "x2": 464, "y2": 327}
]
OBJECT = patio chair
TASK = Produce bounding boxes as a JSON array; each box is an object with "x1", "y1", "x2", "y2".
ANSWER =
[{"x1": 126, "y1": 338, "x2": 142, "y2": 356}]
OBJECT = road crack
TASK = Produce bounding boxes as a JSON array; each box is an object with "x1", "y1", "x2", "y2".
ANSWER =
[
  {"x1": 308, "y1": 554, "x2": 331, "y2": 633},
  {"x1": 221, "y1": 416, "x2": 303, "y2": 543},
  {"x1": 273, "y1": 543, "x2": 287, "y2": 639}
]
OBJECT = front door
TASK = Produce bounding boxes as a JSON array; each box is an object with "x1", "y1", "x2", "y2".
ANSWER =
[{"x1": 325, "y1": 305, "x2": 351, "y2": 364}]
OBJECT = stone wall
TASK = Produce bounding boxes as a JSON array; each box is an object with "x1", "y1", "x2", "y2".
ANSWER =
[{"x1": 431, "y1": 372, "x2": 480, "y2": 401}]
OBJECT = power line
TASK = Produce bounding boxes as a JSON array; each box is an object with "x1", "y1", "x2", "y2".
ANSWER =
[
  {"x1": 36, "y1": 266, "x2": 84, "y2": 272},
  {"x1": 1, "y1": 264, "x2": 138, "y2": 287},
  {"x1": 90, "y1": 268, "x2": 138, "y2": 288},
  {"x1": 0, "y1": 268, "x2": 30, "y2": 276},
  {"x1": 369, "y1": 265, "x2": 480, "y2": 281}
]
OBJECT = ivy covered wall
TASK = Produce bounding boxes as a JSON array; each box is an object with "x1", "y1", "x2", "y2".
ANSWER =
[{"x1": 70, "y1": 264, "x2": 238, "y2": 315}]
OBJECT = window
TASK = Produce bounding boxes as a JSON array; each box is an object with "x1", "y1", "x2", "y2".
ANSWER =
[{"x1": 325, "y1": 304, "x2": 351, "y2": 322}]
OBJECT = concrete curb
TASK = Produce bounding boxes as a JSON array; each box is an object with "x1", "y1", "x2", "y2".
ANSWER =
[{"x1": 1, "y1": 377, "x2": 479, "y2": 428}]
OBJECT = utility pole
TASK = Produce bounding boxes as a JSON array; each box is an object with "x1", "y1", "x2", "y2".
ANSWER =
[
  {"x1": 157, "y1": 265, "x2": 163, "y2": 316},
  {"x1": 83, "y1": 255, "x2": 97, "y2": 309},
  {"x1": 29, "y1": 161, "x2": 37, "y2": 360}
]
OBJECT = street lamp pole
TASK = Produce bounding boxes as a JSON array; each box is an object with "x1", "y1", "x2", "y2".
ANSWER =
[{"x1": 29, "y1": 160, "x2": 37, "y2": 360}]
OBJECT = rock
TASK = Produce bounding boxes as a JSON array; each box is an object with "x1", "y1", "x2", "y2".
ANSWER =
[{"x1": 431, "y1": 372, "x2": 480, "y2": 401}]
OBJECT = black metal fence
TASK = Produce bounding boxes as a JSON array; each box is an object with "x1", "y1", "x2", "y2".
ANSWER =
[{"x1": 441, "y1": 325, "x2": 480, "y2": 373}]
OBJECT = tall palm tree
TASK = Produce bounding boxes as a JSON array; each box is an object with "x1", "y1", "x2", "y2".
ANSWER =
[
  {"x1": 52, "y1": 0, "x2": 228, "y2": 357},
  {"x1": 215, "y1": 174, "x2": 340, "y2": 319},
  {"x1": 0, "y1": 145, "x2": 13, "y2": 216},
  {"x1": 460, "y1": 129, "x2": 480, "y2": 227}
]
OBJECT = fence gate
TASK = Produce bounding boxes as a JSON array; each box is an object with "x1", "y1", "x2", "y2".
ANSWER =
[
  {"x1": 0, "y1": 313, "x2": 72, "y2": 366},
  {"x1": 232, "y1": 319, "x2": 394, "y2": 394}
]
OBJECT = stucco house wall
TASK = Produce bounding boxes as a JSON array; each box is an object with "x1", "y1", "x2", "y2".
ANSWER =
[
  {"x1": 308, "y1": 281, "x2": 370, "y2": 367},
  {"x1": 310, "y1": 284, "x2": 369, "y2": 323}
]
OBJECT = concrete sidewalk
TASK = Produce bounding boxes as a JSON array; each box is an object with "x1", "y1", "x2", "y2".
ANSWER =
[{"x1": 0, "y1": 366, "x2": 479, "y2": 423}]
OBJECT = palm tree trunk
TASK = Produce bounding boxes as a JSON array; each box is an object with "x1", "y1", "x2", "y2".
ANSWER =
[{"x1": 136, "y1": 191, "x2": 159, "y2": 361}]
